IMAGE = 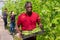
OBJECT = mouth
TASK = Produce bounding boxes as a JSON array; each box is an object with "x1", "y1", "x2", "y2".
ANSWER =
[{"x1": 28, "y1": 9, "x2": 32, "y2": 12}]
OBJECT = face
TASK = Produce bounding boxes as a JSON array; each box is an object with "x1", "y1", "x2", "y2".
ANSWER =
[
  {"x1": 25, "y1": 3, "x2": 32, "y2": 13},
  {"x1": 12, "y1": 11, "x2": 14, "y2": 15},
  {"x1": 4, "y1": 10, "x2": 7, "y2": 12}
]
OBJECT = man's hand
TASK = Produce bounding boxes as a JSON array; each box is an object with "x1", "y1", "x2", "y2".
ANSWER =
[
  {"x1": 16, "y1": 32, "x2": 22, "y2": 38},
  {"x1": 15, "y1": 32, "x2": 23, "y2": 40},
  {"x1": 39, "y1": 23, "x2": 45, "y2": 32}
]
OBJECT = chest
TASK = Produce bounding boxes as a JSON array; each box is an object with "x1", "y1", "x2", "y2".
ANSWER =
[
  {"x1": 21, "y1": 15, "x2": 37, "y2": 23},
  {"x1": 3, "y1": 13, "x2": 7, "y2": 16},
  {"x1": 11, "y1": 15, "x2": 15, "y2": 20}
]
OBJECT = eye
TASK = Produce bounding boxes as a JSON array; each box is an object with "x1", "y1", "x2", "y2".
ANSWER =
[{"x1": 26, "y1": 6, "x2": 32, "y2": 8}]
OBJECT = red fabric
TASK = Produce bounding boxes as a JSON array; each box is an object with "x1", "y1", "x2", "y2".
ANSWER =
[{"x1": 17, "y1": 12, "x2": 40, "y2": 31}]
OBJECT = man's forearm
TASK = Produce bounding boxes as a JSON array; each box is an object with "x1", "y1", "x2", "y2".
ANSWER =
[
  {"x1": 15, "y1": 24, "x2": 20, "y2": 33},
  {"x1": 16, "y1": 26, "x2": 20, "y2": 33},
  {"x1": 15, "y1": 26, "x2": 22, "y2": 38}
]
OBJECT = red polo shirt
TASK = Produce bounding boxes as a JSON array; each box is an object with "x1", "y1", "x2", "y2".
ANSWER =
[{"x1": 17, "y1": 12, "x2": 40, "y2": 31}]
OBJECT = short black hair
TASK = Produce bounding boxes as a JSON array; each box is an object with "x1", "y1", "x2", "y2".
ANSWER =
[
  {"x1": 25, "y1": 1, "x2": 32, "y2": 8},
  {"x1": 4, "y1": 8, "x2": 7, "y2": 10}
]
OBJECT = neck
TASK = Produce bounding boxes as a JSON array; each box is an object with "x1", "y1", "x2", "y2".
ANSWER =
[{"x1": 26, "y1": 12, "x2": 32, "y2": 16}]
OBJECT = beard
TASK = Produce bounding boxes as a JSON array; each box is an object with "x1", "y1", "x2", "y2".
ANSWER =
[{"x1": 27, "y1": 11, "x2": 32, "y2": 16}]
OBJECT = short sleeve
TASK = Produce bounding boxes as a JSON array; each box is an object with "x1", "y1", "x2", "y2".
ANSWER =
[{"x1": 17, "y1": 15, "x2": 21, "y2": 27}]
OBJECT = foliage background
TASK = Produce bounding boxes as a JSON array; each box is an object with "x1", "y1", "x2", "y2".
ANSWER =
[{"x1": 2, "y1": 0, "x2": 60, "y2": 40}]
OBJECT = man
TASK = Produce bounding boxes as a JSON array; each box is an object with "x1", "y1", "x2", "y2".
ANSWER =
[
  {"x1": 2, "y1": 8, "x2": 8, "y2": 29},
  {"x1": 16, "y1": 2, "x2": 44, "y2": 40},
  {"x1": 10, "y1": 11, "x2": 16, "y2": 35}
]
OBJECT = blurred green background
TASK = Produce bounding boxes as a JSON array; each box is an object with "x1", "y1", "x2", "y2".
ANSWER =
[{"x1": 2, "y1": 0, "x2": 60, "y2": 40}]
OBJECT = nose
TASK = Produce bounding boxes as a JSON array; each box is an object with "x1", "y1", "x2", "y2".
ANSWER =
[{"x1": 29, "y1": 7, "x2": 32, "y2": 10}]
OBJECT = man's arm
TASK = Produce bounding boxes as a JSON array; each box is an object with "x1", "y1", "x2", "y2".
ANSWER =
[
  {"x1": 16, "y1": 23, "x2": 20, "y2": 33},
  {"x1": 15, "y1": 24, "x2": 22, "y2": 38},
  {"x1": 37, "y1": 15, "x2": 44, "y2": 31},
  {"x1": 15, "y1": 16, "x2": 22, "y2": 37}
]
